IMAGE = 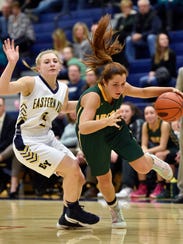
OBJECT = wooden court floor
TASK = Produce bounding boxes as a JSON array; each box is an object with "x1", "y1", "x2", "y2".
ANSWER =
[{"x1": 1, "y1": 199, "x2": 183, "y2": 244}]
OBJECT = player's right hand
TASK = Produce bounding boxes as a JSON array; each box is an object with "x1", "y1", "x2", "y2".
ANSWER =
[
  {"x1": 107, "y1": 109, "x2": 122, "y2": 128},
  {"x1": 3, "y1": 39, "x2": 19, "y2": 64}
]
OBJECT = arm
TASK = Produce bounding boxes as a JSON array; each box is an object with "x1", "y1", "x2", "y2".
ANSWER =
[
  {"x1": 124, "y1": 82, "x2": 182, "y2": 98},
  {"x1": 141, "y1": 122, "x2": 149, "y2": 152},
  {"x1": 79, "y1": 92, "x2": 122, "y2": 134},
  {"x1": 62, "y1": 88, "x2": 78, "y2": 113},
  {"x1": 176, "y1": 67, "x2": 183, "y2": 92},
  {"x1": 0, "y1": 39, "x2": 33, "y2": 95}
]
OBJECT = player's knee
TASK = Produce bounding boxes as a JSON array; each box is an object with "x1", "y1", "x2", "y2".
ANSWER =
[
  {"x1": 70, "y1": 160, "x2": 85, "y2": 185},
  {"x1": 155, "y1": 152, "x2": 164, "y2": 159},
  {"x1": 97, "y1": 173, "x2": 112, "y2": 188}
]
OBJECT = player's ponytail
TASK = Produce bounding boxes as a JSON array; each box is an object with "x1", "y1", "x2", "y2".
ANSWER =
[
  {"x1": 22, "y1": 59, "x2": 38, "y2": 72},
  {"x1": 84, "y1": 14, "x2": 124, "y2": 70}
]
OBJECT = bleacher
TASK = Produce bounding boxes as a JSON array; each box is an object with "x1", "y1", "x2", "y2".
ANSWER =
[{"x1": 23, "y1": 6, "x2": 183, "y2": 111}]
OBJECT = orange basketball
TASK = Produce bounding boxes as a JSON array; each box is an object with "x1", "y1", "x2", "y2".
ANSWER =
[{"x1": 154, "y1": 92, "x2": 183, "y2": 122}]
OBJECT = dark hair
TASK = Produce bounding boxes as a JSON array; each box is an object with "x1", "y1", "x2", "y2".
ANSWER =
[
  {"x1": 122, "y1": 101, "x2": 143, "y2": 120},
  {"x1": 84, "y1": 14, "x2": 128, "y2": 83}
]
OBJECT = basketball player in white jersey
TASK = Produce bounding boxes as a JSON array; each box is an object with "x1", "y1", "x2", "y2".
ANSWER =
[{"x1": 0, "y1": 39, "x2": 99, "y2": 228}]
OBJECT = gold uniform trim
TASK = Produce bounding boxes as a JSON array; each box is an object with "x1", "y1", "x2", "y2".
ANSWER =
[{"x1": 20, "y1": 145, "x2": 39, "y2": 163}]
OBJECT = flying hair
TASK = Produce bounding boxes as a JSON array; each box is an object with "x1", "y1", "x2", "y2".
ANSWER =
[{"x1": 84, "y1": 14, "x2": 124, "y2": 70}]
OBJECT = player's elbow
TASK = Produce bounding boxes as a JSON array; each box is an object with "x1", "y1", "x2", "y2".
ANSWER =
[{"x1": 79, "y1": 124, "x2": 88, "y2": 135}]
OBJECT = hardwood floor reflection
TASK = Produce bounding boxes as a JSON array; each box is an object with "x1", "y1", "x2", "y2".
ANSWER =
[{"x1": 0, "y1": 199, "x2": 183, "y2": 243}]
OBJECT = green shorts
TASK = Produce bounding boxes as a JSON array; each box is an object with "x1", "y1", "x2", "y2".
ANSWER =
[{"x1": 78, "y1": 120, "x2": 144, "y2": 176}]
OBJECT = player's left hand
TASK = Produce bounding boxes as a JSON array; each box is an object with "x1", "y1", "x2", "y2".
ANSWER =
[{"x1": 172, "y1": 88, "x2": 183, "y2": 98}]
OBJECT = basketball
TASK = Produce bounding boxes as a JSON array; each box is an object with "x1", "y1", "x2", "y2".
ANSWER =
[{"x1": 154, "y1": 92, "x2": 183, "y2": 122}]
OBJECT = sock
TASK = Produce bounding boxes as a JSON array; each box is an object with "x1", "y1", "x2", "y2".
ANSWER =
[
  {"x1": 66, "y1": 200, "x2": 79, "y2": 209},
  {"x1": 107, "y1": 197, "x2": 117, "y2": 208},
  {"x1": 62, "y1": 205, "x2": 67, "y2": 215}
]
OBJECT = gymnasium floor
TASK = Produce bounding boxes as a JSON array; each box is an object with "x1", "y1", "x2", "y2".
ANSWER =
[{"x1": 1, "y1": 197, "x2": 183, "y2": 244}]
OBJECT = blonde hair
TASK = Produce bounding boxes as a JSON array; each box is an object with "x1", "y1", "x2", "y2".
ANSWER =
[
  {"x1": 52, "y1": 28, "x2": 70, "y2": 50},
  {"x1": 72, "y1": 22, "x2": 89, "y2": 43},
  {"x1": 120, "y1": 0, "x2": 133, "y2": 8},
  {"x1": 23, "y1": 49, "x2": 62, "y2": 72}
]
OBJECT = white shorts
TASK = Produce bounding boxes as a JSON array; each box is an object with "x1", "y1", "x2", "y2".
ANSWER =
[{"x1": 13, "y1": 130, "x2": 76, "y2": 178}]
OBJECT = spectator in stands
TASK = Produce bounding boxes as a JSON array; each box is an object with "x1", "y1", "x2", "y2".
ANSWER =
[
  {"x1": 8, "y1": 1, "x2": 35, "y2": 57},
  {"x1": 155, "y1": 0, "x2": 183, "y2": 31},
  {"x1": 25, "y1": 0, "x2": 88, "y2": 22},
  {"x1": 19, "y1": 0, "x2": 42, "y2": 12},
  {"x1": 116, "y1": 102, "x2": 144, "y2": 198},
  {"x1": 125, "y1": 0, "x2": 162, "y2": 62},
  {"x1": 173, "y1": 67, "x2": 183, "y2": 203},
  {"x1": 51, "y1": 28, "x2": 72, "y2": 80},
  {"x1": 61, "y1": 46, "x2": 86, "y2": 80},
  {"x1": 0, "y1": 97, "x2": 17, "y2": 194},
  {"x1": 8, "y1": 1, "x2": 35, "y2": 78},
  {"x1": 72, "y1": 21, "x2": 91, "y2": 60},
  {"x1": 24, "y1": 0, "x2": 62, "y2": 21},
  {"x1": 67, "y1": 64, "x2": 86, "y2": 100},
  {"x1": 0, "y1": 40, "x2": 7, "y2": 74},
  {"x1": 113, "y1": 0, "x2": 137, "y2": 44},
  {"x1": 112, "y1": 0, "x2": 137, "y2": 69},
  {"x1": 139, "y1": 33, "x2": 177, "y2": 89},
  {"x1": 0, "y1": 1, "x2": 12, "y2": 41},
  {"x1": 52, "y1": 28, "x2": 72, "y2": 62},
  {"x1": 130, "y1": 105, "x2": 179, "y2": 199},
  {"x1": 2, "y1": 144, "x2": 24, "y2": 199},
  {"x1": 83, "y1": 68, "x2": 99, "y2": 90},
  {"x1": 0, "y1": 1, "x2": 11, "y2": 72}
]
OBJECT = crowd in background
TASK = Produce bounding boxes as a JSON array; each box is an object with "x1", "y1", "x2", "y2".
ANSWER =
[{"x1": 0, "y1": 0, "x2": 183, "y2": 201}]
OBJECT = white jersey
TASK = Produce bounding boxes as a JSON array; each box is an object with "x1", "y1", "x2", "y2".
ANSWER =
[
  {"x1": 16, "y1": 75, "x2": 67, "y2": 137},
  {"x1": 13, "y1": 76, "x2": 76, "y2": 178}
]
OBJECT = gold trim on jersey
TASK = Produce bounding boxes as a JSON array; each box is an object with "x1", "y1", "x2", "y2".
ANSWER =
[
  {"x1": 76, "y1": 106, "x2": 83, "y2": 124},
  {"x1": 98, "y1": 83, "x2": 108, "y2": 102},
  {"x1": 17, "y1": 103, "x2": 27, "y2": 124},
  {"x1": 20, "y1": 145, "x2": 39, "y2": 163}
]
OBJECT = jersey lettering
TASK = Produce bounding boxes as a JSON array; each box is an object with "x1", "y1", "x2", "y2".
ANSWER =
[{"x1": 39, "y1": 160, "x2": 51, "y2": 169}]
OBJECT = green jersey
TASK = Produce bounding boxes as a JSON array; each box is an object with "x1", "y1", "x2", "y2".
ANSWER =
[{"x1": 76, "y1": 83, "x2": 143, "y2": 176}]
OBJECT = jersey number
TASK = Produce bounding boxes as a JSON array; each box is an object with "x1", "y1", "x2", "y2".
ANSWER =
[{"x1": 40, "y1": 112, "x2": 48, "y2": 127}]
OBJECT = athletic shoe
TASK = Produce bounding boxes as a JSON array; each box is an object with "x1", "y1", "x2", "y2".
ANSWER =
[
  {"x1": 156, "y1": 188, "x2": 170, "y2": 199},
  {"x1": 116, "y1": 187, "x2": 133, "y2": 198},
  {"x1": 65, "y1": 204, "x2": 100, "y2": 226},
  {"x1": 56, "y1": 214, "x2": 83, "y2": 229},
  {"x1": 130, "y1": 183, "x2": 147, "y2": 198},
  {"x1": 149, "y1": 183, "x2": 164, "y2": 198},
  {"x1": 146, "y1": 152, "x2": 173, "y2": 181},
  {"x1": 173, "y1": 196, "x2": 183, "y2": 203},
  {"x1": 109, "y1": 202, "x2": 127, "y2": 228}
]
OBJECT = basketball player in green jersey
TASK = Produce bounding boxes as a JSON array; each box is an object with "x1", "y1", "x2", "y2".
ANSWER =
[{"x1": 76, "y1": 15, "x2": 183, "y2": 228}]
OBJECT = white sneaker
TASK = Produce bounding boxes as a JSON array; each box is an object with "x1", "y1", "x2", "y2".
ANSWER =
[
  {"x1": 110, "y1": 202, "x2": 127, "y2": 229},
  {"x1": 116, "y1": 187, "x2": 133, "y2": 198},
  {"x1": 146, "y1": 152, "x2": 173, "y2": 181}
]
